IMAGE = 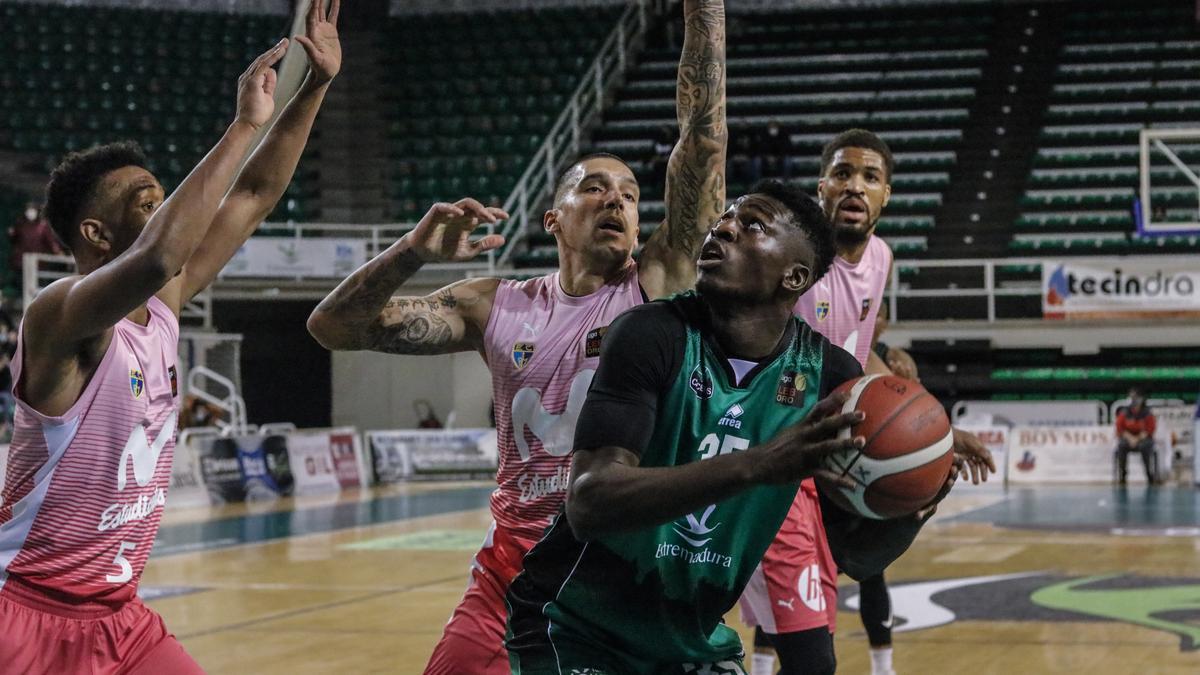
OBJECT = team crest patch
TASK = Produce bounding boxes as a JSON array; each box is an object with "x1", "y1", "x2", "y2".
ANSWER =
[
  {"x1": 130, "y1": 369, "x2": 145, "y2": 399},
  {"x1": 585, "y1": 326, "x2": 608, "y2": 358},
  {"x1": 168, "y1": 365, "x2": 178, "y2": 397},
  {"x1": 860, "y1": 298, "x2": 872, "y2": 322},
  {"x1": 689, "y1": 363, "x2": 714, "y2": 400},
  {"x1": 512, "y1": 342, "x2": 536, "y2": 370},
  {"x1": 775, "y1": 370, "x2": 807, "y2": 407},
  {"x1": 816, "y1": 301, "x2": 830, "y2": 322}
]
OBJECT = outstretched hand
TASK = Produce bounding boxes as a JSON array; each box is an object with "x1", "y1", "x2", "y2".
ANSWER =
[
  {"x1": 406, "y1": 199, "x2": 508, "y2": 263},
  {"x1": 236, "y1": 38, "x2": 289, "y2": 129},
  {"x1": 951, "y1": 426, "x2": 996, "y2": 485},
  {"x1": 295, "y1": 0, "x2": 342, "y2": 84}
]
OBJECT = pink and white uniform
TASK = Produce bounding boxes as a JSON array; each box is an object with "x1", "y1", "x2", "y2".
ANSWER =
[
  {"x1": 0, "y1": 296, "x2": 200, "y2": 674},
  {"x1": 794, "y1": 234, "x2": 892, "y2": 367},
  {"x1": 424, "y1": 262, "x2": 644, "y2": 674},
  {"x1": 741, "y1": 234, "x2": 892, "y2": 636},
  {"x1": 1, "y1": 295, "x2": 180, "y2": 602}
]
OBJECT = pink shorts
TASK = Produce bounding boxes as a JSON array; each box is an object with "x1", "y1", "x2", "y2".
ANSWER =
[
  {"x1": 0, "y1": 578, "x2": 203, "y2": 674},
  {"x1": 423, "y1": 522, "x2": 538, "y2": 675},
  {"x1": 739, "y1": 480, "x2": 839, "y2": 635}
]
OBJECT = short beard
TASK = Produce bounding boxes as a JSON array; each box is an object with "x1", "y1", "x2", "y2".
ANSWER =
[{"x1": 835, "y1": 216, "x2": 876, "y2": 248}]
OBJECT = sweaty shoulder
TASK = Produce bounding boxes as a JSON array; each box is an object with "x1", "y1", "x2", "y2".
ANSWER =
[{"x1": 22, "y1": 275, "x2": 87, "y2": 354}]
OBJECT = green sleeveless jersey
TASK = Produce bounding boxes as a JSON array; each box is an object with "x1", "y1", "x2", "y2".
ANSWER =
[{"x1": 507, "y1": 293, "x2": 860, "y2": 664}]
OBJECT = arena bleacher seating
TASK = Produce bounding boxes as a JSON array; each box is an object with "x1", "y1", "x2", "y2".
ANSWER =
[
  {"x1": 0, "y1": 2, "x2": 309, "y2": 221},
  {"x1": 380, "y1": 6, "x2": 621, "y2": 222},
  {"x1": 1013, "y1": 2, "x2": 1200, "y2": 254},
  {"x1": 515, "y1": 7, "x2": 998, "y2": 268},
  {"x1": 1, "y1": 0, "x2": 1197, "y2": 407}
]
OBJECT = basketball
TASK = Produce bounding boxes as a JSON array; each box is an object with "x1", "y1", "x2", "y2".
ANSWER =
[{"x1": 816, "y1": 375, "x2": 954, "y2": 519}]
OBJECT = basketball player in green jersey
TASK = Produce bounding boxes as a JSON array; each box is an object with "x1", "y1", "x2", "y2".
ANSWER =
[{"x1": 505, "y1": 180, "x2": 957, "y2": 674}]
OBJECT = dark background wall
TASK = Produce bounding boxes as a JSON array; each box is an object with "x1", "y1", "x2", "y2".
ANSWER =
[{"x1": 213, "y1": 300, "x2": 331, "y2": 428}]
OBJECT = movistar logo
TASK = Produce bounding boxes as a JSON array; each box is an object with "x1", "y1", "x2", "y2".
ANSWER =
[
  {"x1": 843, "y1": 572, "x2": 1200, "y2": 652},
  {"x1": 117, "y1": 411, "x2": 177, "y2": 491},
  {"x1": 510, "y1": 370, "x2": 594, "y2": 460}
]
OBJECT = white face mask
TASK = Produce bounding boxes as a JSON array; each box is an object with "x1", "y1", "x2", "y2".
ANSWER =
[{"x1": 25, "y1": 209, "x2": 37, "y2": 221}]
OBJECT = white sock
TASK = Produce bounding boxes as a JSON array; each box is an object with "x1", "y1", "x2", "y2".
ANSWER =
[
  {"x1": 751, "y1": 653, "x2": 776, "y2": 675},
  {"x1": 870, "y1": 646, "x2": 894, "y2": 675}
]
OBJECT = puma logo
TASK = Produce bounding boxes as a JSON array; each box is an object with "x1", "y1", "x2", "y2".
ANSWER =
[
  {"x1": 777, "y1": 598, "x2": 797, "y2": 611},
  {"x1": 510, "y1": 370, "x2": 594, "y2": 460},
  {"x1": 117, "y1": 411, "x2": 177, "y2": 491}
]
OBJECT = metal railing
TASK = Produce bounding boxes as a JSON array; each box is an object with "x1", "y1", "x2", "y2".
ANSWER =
[
  {"x1": 885, "y1": 253, "x2": 1196, "y2": 323},
  {"x1": 24, "y1": 253, "x2": 212, "y2": 328},
  {"x1": 494, "y1": 0, "x2": 653, "y2": 266}
]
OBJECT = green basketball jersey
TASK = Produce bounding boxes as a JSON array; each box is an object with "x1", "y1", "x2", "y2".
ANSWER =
[{"x1": 507, "y1": 293, "x2": 857, "y2": 665}]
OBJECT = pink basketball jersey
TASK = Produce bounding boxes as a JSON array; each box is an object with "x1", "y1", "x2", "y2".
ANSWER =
[
  {"x1": 484, "y1": 263, "x2": 644, "y2": 542},
  {"x1": 0, "y1": 296, "x2": 180, "y2": 605},
  {"x1": 794, "y1": 235, "x2": 892, "y2": 368}
]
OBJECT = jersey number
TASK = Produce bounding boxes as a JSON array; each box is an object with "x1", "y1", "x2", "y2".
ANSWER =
[
  {"x1": 106, "y1": 541, "x2": 136, "y2": 584},
  {"x1": 697, "y1": 433, "x2": 749, "y2": 461}
]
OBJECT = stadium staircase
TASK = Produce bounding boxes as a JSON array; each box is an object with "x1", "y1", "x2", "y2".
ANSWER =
[
  {"x1": 928, "y1": 4, "x2": 1063, "y2": 259},
  {"x1": 309, "y1": 27, "x2": 392, "y2": 224},
  {"x1": 512, "y1": 4, "x2": 1000, "y2": 268}
]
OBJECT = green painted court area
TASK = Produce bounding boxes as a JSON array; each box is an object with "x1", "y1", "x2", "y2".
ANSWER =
[{"x1": 339, "y1": 529, "x2": 487, "y2": 551}]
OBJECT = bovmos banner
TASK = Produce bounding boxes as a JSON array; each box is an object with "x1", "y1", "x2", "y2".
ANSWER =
[
  {"x1": 1006, "y1": 424, "x2": 1170, "y2": 485},
  {"x1": 1043, "y1": 259, "x2": 1200, "y2": 319}
]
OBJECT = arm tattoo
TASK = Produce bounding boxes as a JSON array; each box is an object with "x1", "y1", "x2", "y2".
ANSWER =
[
  {"x1": 315, "y1": 246, "x2": 426, "y2": 328},
  {"x1": 364, "y1": 309, "x2": 455, "y2": 355},
  {"x1": 662, "y1": 0, "x2": 728, "y2": 261}
]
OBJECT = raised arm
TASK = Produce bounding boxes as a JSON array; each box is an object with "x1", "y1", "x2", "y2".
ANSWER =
[
  {"x1": 307, "y1": 199, "x2": 506, "y2": 355},
  {"x1": 176, "y1": 0, "x2": 342, "y2": 305},
  {"x1": 638, "y1": 0, "x2": 728, "y2": 300},
  {"x1": 26, "y1": 40, "x2": 289, "y2": 352}
]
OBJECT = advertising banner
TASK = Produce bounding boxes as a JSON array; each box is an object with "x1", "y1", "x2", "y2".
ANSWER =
[
  {"x1": 287, "y1": 428, "x2": 365, "y2": 494},
  {"x1": 1043, "y1": 259, "x2": 1200, "y2": 319},
  {"x1": 167, "y1": 437, "x2": 208, "y2": 508},
  {"x1": 220, "y1": 238, "x2": 366, "y2": 279},
  {"x1": 1006, "y1": 425, "x2": 1161, "y2": 485},
  {"x1": 367, "y1": 429, "x2": 498, "y2": 483},
  {"x1": 196, "y1": 434, "x2": 293, "y2": 503}
]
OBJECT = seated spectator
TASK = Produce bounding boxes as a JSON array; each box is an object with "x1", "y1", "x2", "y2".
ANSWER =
[
  {"x1": 754, "y1": 119, "x2": 797, "y2": 180},
  {"x1": 1115, "y1": 386, "x2": 1157, "y2": 485},
  {"x1": 181, "y1": 395, "x2": 224, "y2": 429},
  {"x1": 729, "y1": 124, "x2": 758, "y2": 185},
  {"x1": 9, "y1": 201, "x2": 63, "y2": 280}
]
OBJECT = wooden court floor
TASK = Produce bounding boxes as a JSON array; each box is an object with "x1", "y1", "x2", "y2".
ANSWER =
[{"x1": 142, "y1": 482, "x2": 1200, "y2": 674}]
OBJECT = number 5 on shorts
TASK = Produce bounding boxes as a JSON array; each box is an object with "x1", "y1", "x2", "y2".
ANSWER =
[{"x1": 107, "y1": 541, "x2": 136, "y2": 583}]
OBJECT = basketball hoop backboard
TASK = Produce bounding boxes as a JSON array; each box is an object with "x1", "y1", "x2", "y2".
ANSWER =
[{"x1": 1139, "y1": 127, "x2": 1200, "y2": 235}]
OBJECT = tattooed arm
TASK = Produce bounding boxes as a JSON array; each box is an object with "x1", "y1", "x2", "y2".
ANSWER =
[
  {"x1": 638, "y1": 0, "x2": 727, "y2": 300},
  {"x1": 307, "y1": 199, "x2": 505, "y2": 355}
]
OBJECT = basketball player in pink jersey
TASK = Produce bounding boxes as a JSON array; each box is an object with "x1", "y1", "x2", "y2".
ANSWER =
[
  {"x1": 0, "y1": 4, "x2": 341, "y2": 673},
  {"x1": 741, "y1": 129, "x2": 995, "y2": 675},
  {"x1": 307, "y1": 3, "x2": 727, "y2": 671}
]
